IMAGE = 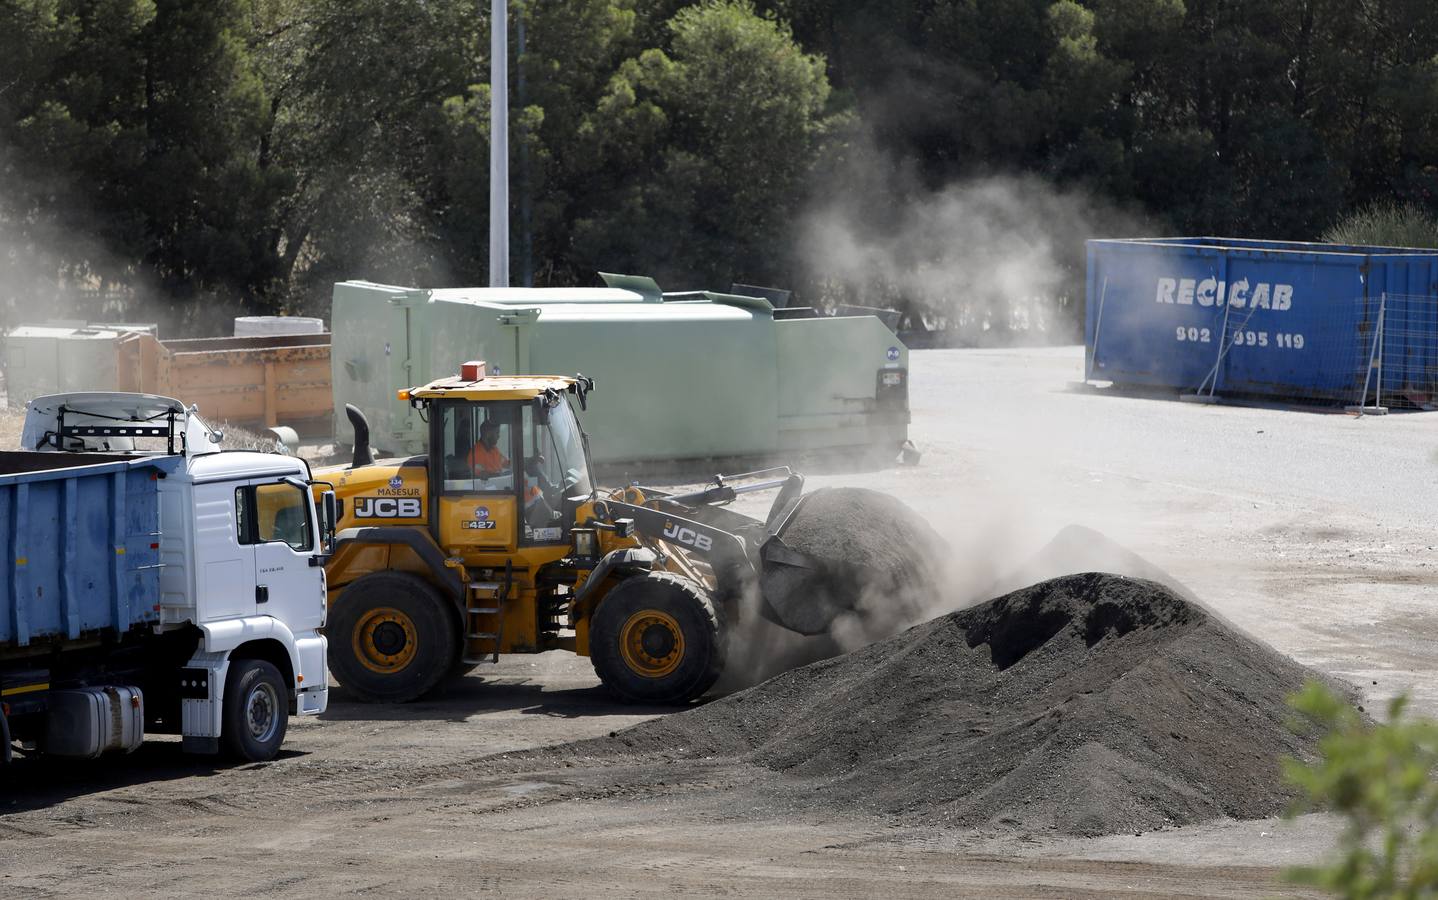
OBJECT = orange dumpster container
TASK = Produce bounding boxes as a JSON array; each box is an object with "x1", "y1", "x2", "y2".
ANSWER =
[{"x1": 116, "y1": 332, "x2": 332, "y2": 436}]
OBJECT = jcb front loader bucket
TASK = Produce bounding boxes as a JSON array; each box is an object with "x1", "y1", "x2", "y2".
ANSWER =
[
  {"x1": 754, "y1": 489, "x2": 935, "y2": 637},
  {"x1": 756, "y1": 533, "x2": 857, "y2": 635},
  {"x1": 754, "y1": 491, "x2": 878, "y2": 636}
]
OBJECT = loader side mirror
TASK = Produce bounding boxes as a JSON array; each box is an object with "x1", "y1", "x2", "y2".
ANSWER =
[{"x1": 568, "y1": 375, "x2": 592, "y2": 411}]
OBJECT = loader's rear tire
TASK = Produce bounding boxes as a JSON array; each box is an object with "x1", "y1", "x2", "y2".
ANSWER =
[
  {"x1": 329, "y1": 572, "x2": 458, "y2": 703},
  {"x1": 590, "y1": 572, "x2": 724, "y2": 704}
]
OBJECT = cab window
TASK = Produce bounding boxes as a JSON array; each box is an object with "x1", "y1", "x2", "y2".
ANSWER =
[
  {"x1": 236, "y1": 482, "x2": 313, "y2": 552},
  {"x1": 439, "y1": 401, "x2": 518, "y2": 493},
  {"x1": 545, "y1": 398, "x2": 593, "y2": 498},
  {"x1": 520, "y1": 405, "x2": 563, "y2": 540},
  {"x1": 518, "y1": 398, "x2": 594, "y2": 542}
]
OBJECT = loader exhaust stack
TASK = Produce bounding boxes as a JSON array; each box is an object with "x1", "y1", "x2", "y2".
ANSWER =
[{"x1": 346, "y1": 404, "x2": 374, "y2": 468}]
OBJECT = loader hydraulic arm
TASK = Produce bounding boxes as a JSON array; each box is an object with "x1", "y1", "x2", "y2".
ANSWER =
[
  {"x1": 590, "y1": 498, "x2": 757, "y2": 581},
  {"x1": 589, "y1": 471, "x2": 836, "y2": 636},
  {"x1": 661, "y1": 467, "x2": 798, "y2": 508}
]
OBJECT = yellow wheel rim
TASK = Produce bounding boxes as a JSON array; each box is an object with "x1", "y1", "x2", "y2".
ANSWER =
[
  {"x1": 619, "y1": 610, "x2": 685, "y2": 679},
  {"x1": 353, "y1": 607, "x2": 419, "y2": 674}
]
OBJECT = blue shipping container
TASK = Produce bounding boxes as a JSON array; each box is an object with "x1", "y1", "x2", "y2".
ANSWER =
[
  {"x1": 1086, "y1": 237, "x2": 1438, "y2": 403},
  {"x1": 0, "y1": 454, "x2": 175, "y2": 648}
]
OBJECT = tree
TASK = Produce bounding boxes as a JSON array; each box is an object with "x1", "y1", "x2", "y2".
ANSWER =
[
  {"x1": 140, "y1": 0, "x2": 282, "y2": 321},
  {"x1": 440, "y1": 0, "x2": 644, "y2": 286},
  {"x1": 276, "y1": 0, "x2": 477, "y2": 304},
  {"x1": 4, "y1": 0, "x2": 1438, "y2": 336},
  {"x1": 0, "y1": 0, "x2": 293, "y2": 331},
  {"x1": 0, "y1": 0, "x2": 155, "y2": 327},
  {"x1": 568, "y1": 0, "x2": 836, "y2": 288}
]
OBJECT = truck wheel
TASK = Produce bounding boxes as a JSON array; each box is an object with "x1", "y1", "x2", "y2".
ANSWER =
[
  {"x1": 328, "y1": 572, "x2": 457, "y2": 703},
  {"x1": 222, "y1": 659, "x2": 288, "y2": 762},
  {"x1": 590, "y1": 572, "x2": 724, "y2": 704}
]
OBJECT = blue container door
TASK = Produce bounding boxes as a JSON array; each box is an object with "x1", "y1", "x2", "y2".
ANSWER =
[
  {"x1": 1214, "y1": 252, "x2": 1369, "y2": 401},
  {"x1": 1088, "y1": 242, "x2": 1231, "y2": 389},
  {"x1": 1365, "y1": 258, "x2": 1438, "y2": 402}
]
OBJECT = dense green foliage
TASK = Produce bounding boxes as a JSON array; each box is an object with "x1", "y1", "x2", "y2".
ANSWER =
[
  {"x1": 2, "y1": 0, "x2": 1437, "y2": 331},
  {"x1": 1324, "y1": 203, "x2": 1438, "y2": 251},
  {"x1": 1285, "y1": 683, "x2": 1438, "y2": 898}
]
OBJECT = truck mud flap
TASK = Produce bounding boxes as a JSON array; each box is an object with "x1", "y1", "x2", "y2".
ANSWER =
[{"x1": 181, "y1": 652, "x2": 229, "y2": 754}]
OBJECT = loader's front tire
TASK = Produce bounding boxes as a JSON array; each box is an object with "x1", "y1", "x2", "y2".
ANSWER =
[
  {"x1": 590, "y1": 573, "x2": 724, "y2": 704},
  {"x1": 329, "y1": 572, "x2": 458, "y2": 703}
]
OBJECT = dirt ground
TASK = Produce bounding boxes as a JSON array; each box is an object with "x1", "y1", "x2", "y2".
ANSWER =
[{"x1": 6, "y1": 345, "x2": 1435, "y2": 897}]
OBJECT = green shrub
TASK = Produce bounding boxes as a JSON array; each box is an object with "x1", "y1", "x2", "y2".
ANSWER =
[
  {"x1": 1284, "y1": 682, "x2": 1438, "y2": 898},
  {"x1": 1322, "y1": 202, "x2": 1438, "y2": 250}
]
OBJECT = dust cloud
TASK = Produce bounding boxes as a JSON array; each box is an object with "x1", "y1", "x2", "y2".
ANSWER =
[
  {"x1": 0, "y1": 143, "x2": 165, "y2": 336},
  {"x1": 797, "y1": 141, "x2": 1144, "y2": 342},
  {"x1": 711, "y1": 153, "x2": 1159, "y2": 690}
]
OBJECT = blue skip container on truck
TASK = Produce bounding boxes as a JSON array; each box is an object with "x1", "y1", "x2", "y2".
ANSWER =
[
  {"x1": 1, "y1": 393, "x2": 337, "y2": 767},
  {"x1": 1085, "y1": 237, "x2": 1438, "y2": 405}
]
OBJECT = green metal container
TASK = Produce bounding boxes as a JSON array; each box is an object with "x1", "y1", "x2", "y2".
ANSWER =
[{"x1": 330, "y1": 276, "x2": 909, "y2": 466}]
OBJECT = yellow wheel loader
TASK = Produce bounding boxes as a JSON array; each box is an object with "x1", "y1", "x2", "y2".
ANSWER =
[{"x1": 320, "y1": 361, "x2": 859, "y2": 704}]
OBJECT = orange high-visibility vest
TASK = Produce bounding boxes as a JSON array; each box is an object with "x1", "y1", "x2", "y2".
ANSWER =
[{"x1": 468, "y1": 442, "x2": 508, "y2": 474}]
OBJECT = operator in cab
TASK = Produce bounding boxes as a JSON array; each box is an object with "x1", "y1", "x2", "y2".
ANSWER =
[
  {"x1": 468, "y1": 419, "x2": 508, "y2": 477},
  {"x1": 467, "y1": 414, "x2": 560, "y2": 528}
]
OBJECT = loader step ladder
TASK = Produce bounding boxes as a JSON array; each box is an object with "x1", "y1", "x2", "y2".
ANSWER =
[{"x1": 463, "y1": 578, "x2": 507, "y2": 665}]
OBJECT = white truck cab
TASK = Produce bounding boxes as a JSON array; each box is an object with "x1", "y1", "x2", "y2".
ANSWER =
[
  {"x1": 158, "y1": 450, "x2": 332, "y2": 754},
  {"x1": 2, "y1": 393, "x2": 335, "y2": 763}
]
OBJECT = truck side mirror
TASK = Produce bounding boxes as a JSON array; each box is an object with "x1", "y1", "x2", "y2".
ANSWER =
[{"x1": 321, "y1": 491, "x2": 338, "y2": 551}]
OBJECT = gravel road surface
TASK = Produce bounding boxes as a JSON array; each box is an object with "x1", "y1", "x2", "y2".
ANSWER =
[{"x1": 6, "y1": 345, "x2": 1429, "y2": 897}]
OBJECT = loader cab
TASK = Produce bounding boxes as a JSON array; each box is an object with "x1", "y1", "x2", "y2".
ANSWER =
[{"x1": 426, "y1": 378, "x2": 594, "y2": 550}]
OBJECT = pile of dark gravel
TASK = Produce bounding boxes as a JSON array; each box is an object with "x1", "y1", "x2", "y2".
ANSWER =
[{"x1": 575, "y1": 572, "x2": 1332, "y2": 836}]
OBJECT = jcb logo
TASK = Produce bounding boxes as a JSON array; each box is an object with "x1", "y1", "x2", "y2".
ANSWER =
[
  {"x1": 355, "y1": 497, "x2": 423, "y2": 518},
  {"x1": 662, "y1": 521, "x2": 713, "y2": 552}
]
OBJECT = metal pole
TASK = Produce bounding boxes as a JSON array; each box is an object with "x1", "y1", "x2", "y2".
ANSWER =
[
  {"x1": 1377, "y1": 291, "x2": 1386, "y2": 409},
  {"x1": 516, "y1": 5, "x2": 533, "y2": 288},
  {"x1": 1358, "y1": 295, "x2": 1380, "y2": 414},
  {"x1": 1086, "y1": 277, "x2": 1108, "y2": 382},
  {"x1": 1208, "y1": 265, "x2": 1232, "y2": 397},
  {"x1": 489, "y1": 0, "x2": 510, "y2": 288}
]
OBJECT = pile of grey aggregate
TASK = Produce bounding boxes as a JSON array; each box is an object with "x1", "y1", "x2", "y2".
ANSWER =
[{"x1": 569, "y1": 572, "x2": 1332, "y2": 836}]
